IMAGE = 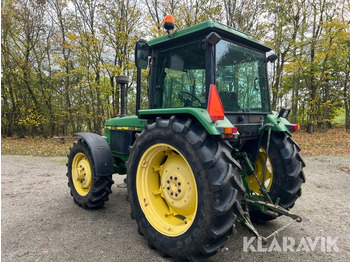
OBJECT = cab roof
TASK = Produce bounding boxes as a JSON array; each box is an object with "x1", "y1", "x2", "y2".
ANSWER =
[{"x1": 147, "y1": 20, "x2": 271, "y2": 52}]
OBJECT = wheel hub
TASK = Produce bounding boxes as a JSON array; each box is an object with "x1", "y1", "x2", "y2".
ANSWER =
[
  {"x1": 74, "y1": 167, "x2": 85, "y2": 181},
  {"x1": 247, "y1": 148, "x2": 273, "y2": 195},
  {"x1": 160, "y1": 153, "x2": 196, "y2": 213},
  {"x1": 73, "y1": 159, "x2": 91, "y2": 188},
  {"x1": 72, "y1": 153, "x2": 92, "y2": 196},
  {"x1": 136, "y1": 143, "x2": 198, "y2": 237},
  {"x1": 164, "y1": 173, "x2": 183, "y2": 199}
]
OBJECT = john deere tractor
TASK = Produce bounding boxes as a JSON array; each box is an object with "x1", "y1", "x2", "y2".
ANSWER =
[{"x1": 67, "y1": 16, "x2": 305, "y2": 261}]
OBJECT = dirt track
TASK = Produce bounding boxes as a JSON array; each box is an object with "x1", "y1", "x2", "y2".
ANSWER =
[{"x1": 1, "y1": 155, "x2": 350, "y2": 261}]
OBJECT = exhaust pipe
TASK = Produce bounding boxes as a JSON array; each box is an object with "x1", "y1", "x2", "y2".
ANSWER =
[{"x1": 115, "y1": 75, "x2": 130, "y2": 117}]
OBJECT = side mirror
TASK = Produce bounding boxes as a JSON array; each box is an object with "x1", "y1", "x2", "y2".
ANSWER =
[{"x1": 135, "y1": 40, "x2": 149, "y2": 69}]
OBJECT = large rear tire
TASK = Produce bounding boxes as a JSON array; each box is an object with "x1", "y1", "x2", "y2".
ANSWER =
[
  {"x1": 127, "y1": 116, "x2": 245, "y2": 261},
  {"x1": 67, "y1": 139, "x2": 114, "y2": 209},
  {"x1": 247, "y1": 132, "x2": 306, "y2": 223}
]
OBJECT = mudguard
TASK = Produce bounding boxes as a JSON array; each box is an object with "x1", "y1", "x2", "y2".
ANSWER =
[
  {"x1": 75, "y1": 132, "x2": 114, "y2": 176},
  {"x1": 138, "y1": 108, "x2": 234, "y2": 135}
]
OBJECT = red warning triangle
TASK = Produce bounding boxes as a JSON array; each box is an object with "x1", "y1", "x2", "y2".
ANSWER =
[{"x1": 207, "y1": 84, "x2": 225, "y2": 121}]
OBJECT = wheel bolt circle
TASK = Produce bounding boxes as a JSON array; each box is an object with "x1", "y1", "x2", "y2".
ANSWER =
[{"x1": 163, "y1": 171, "x2": 185, "y2": 200}]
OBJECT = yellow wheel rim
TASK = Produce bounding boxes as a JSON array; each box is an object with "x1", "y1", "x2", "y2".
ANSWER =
[
  {"x1": 72, "y1": 152, "x2": 92, "y2": 196},
  {"x1": 136, "y1": 143, "x2": 198, "y2": 237},
  {"x1": 246, "y1": 148, "x2": 273, "y2": 195}
]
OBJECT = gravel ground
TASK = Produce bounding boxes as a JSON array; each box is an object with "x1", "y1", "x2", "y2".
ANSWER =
[{"x1": 1, "y1": 154, "x2": 350, "y2": 262}]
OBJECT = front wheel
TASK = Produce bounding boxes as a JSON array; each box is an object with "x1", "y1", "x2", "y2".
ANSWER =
[
  {"x1": 246, "y1": 132, "x2": 306, "y2": 223},
  {"x1": 127, "y1": 116, "x2": 245, "y2": 261},
  {"x1": 67, "y1": 139, "x2": 114, "y2": 209}
]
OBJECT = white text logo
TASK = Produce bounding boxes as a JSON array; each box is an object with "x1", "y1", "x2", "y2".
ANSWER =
[{"x1": 243, "y1": 236, "x2": 339, "y2": 253}]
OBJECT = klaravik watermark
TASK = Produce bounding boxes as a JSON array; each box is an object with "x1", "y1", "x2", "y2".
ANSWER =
[{"x1": 243, "y1": 236, "x2": 340, "y2": 253}]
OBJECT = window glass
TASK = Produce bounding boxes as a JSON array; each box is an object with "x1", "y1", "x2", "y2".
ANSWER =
[
  {"x1": 216, "y1": 40, "x2": 270, "y2": 112},
  {"x1": 153, "y1": 40, "x2": 206, "y2": 108}
]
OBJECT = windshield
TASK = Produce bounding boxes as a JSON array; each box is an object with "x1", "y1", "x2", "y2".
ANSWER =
[
  {"x1": 153, "y1": 40, "x2": 206, "y2": 109},
  {"x1": 216, "y1": 40, "x2": 270, "y2": 113}
]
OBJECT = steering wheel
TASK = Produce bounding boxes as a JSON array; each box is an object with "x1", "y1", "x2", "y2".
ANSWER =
[{"x1": 178, "y1": 91, "x2": 202, "y2": 107}]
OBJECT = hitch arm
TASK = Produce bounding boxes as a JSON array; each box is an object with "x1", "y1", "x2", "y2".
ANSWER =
[
  {"x1": 238, "y1": 199, "x2": 302, "y2": 244},
  {"x1": 246, "y1": 198, "x2": 302, "y2": 222}
]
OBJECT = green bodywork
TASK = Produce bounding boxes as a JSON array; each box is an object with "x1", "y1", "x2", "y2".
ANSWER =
[
  {"x1": 260, "y1": 112, "x2": 290, "y2": 133},
  {"x1": 104, "y1": 116, "x2": 146, "y2": 140},
  {"x1": 148, "y1": 20, "x2": 270, "y2": 52},
  {"x1": 103, "y1": 110, "x2": 292, "y2": 157},
  {"x1": 104, "y1": 116, "x2": 147, "y2": 173},
  {"x1": 138, "y1": 108, "x2": 236, "y2": 135},
  {"x1": 103, "y1": 108, "x2": 238, "y2": 171}
]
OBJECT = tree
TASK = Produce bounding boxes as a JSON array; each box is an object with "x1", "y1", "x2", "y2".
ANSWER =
[
  {"x1": 2, "y1": 0, "x2": 49, "y2": 136},
  {"x1": 2, "y1": 0, "x2": 349, "y2": 137},
  {"x1": 99, "y1": 0, "x2": 142, "y2": 117},
  {"x1": 223, "y1": 0, "x2": 266, "y2": 36},
  {"x1": 47, "y1": 0, "x2": 78, "y2": 134}
]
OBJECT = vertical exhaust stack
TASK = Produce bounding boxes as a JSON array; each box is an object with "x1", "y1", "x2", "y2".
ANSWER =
[{"x1": 116, "y1": 75, "x2": 130, "y2": 117}]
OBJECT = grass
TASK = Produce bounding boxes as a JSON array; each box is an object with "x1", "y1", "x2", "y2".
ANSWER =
[
  {"x1": 332, "y1": 109, "x2": 346, "y2": 127},
  {"x1": 1, "y1": 136, "x2": 71, "y2": 157},
  {"x1": 1, "y1": 127, "x2": 349, "y2": 157}
]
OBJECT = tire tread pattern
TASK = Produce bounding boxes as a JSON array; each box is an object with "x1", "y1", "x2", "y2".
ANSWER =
[
  {"x1": 249, "y1": 132, "x2": 305, "y2": 223},
  {"x1": 67, "y1": 139, "x2": 114, "y2": 210},
  {"x1": 128, "y1": 116, "x2": 245, "y2": 261}
]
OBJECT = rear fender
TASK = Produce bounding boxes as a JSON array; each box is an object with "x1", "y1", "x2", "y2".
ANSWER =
[
  {"x1": 259, "y1": 113, "x2": 289, "y2": 133},
  {"x1": 75, "y1": 132, "x2": 114, "y2": 176},
  {"x1": 138, "y1": 108, "x2": 235, "y2": 136}
]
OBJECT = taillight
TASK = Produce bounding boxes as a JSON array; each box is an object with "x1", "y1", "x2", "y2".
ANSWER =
[
  {"x1": 216, "y1": 126, "x2": 238, "y2": 139},
  {"x1": 224, "y1": 127, "x2": 238, "y2": 138},
  {"x1": 286, "y1": 124, "x2": 300, "y2": 132}
]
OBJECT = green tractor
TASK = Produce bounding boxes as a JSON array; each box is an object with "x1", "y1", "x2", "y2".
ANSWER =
[{"x1": 67, "y1": 16, "x2": 305, "y2": 261}]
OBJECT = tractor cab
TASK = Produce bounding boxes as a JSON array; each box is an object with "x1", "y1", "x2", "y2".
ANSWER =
[{"x1": 136, "y1": 19, "x2": 273, "y2": 140}]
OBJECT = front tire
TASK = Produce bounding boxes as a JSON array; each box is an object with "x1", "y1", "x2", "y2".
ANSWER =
[
  {"x1": 67, "y1": 139, "x2": 114, "y2": 209},
  {"x1": 127, "y1": 116, "x2": 245, "y2": 261}
]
